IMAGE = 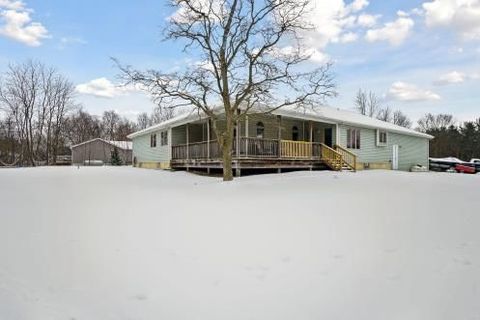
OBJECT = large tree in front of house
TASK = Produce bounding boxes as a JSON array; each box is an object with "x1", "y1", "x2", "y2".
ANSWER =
[{"x1": 118, "y1": 0, "x2": 336, "y2": 181}]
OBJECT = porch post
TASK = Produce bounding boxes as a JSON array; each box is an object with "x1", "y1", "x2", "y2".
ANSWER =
[
  {"x1": 277, "y1": 115, "x2": 282, "y2": 158},
  {"x1": 186, "y1": 123, "x2": 190, "y2": 161},
  {"x1": 309, "y1": 121, "x2": 313, "y2": 142},
  {"x1": 207, "y1": 119, "x2": 210, "y2": 160},
  {"x1": 236, "y1": 119, "x2": 240, "y2": 157},
  {"x1": 245, "y1": 116, "x2": 249, "y2": 157}
]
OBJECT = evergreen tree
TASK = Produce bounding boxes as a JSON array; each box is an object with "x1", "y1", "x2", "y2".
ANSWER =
[{"x1": 110, "y1": 147, "x2": 122, "y2": 166}]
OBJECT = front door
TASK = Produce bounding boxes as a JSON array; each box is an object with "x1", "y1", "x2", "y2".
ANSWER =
[
  {"x1": 324, "y1": 128, "x2": 333, "y2": 147},
  {"x1": 392, "y1": 145, "x2": 399, "y2": 170}
]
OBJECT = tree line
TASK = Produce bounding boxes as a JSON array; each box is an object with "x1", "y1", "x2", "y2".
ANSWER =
[
  {"x1": 0, "y1": 61, "x2": 173, "y2": 166},
  {"x1": 417, "y1": 113, "x2": 480, "y2": 161},
  {"x1": 354, "y1": 89, "x2": 479, "y2": 161}
]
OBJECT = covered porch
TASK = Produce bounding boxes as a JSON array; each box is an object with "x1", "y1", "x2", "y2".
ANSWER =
[{"x1": 170, "y1": 114, "x2": 356, "y2": 173}]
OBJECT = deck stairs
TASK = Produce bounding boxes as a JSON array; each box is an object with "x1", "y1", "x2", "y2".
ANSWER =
[{"x1": 320, "y1": 143, "x2": 357, "y2": 172}]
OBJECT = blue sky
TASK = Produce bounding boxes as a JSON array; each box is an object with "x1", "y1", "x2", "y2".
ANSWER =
[{"x1": 0, "y1": 0, "x2": 479, "y2": 124}]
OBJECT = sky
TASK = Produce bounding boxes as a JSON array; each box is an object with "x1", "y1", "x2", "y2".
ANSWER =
[{"x1": 0, "y1": 0, "x2": 479, "y2": 124}]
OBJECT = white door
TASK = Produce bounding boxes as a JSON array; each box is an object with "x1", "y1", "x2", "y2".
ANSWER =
[{"x1": 392, "y1": 145, "x2": 399, "y2": 170}]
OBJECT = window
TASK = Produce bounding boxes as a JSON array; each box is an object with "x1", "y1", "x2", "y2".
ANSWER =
[
  {"x1": 347, "y1": 128, "x2": 361, "y2": 149},
  {"x1": 160, "y1": 130, "x2": 168, "y2": 146},
  {"x1": 292, "y1": 126, "x2": 299, "y2": 141},
  {"x1": 376, "y1": 129, "x2": 387, "y2": 146},
  {"x1": 256, "y1": 122, "x2": 264, "y2": 138},
  {"x1": 150, "y1": 134, "x2": 157, "y2": 148}
]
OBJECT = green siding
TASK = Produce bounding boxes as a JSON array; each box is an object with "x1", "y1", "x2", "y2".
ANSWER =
[
  {"x1": 338, "y1": 125, "x2": 429, "y2": 171},
  {"x1": 132, "y1": 128, "x2": 171, "y2": 163}
]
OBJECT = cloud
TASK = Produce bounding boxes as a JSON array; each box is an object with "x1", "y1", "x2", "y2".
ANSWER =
[
  {"x1": 76, "y1": 78, "x2": 139, "y2": 99},
  {"x1": 423, "y1": 0, "x2": 480, "y2": 40},
  {"x1": 434, "y1": 71, "x2": 466, "y2": 85},
  {"x1": 387, "y1": 81, "x2": 441, "y2": 101},
  {"x1": 339, "y1": 32, "x2": 358, "y2": 43},
  {"x1": 365, "y1": 14, "x2": 414, "y2": 46},
  {"x1": 0, "y1": 0, "x2": 49, "y2": 46},
  {"x1": 357, "y1": 13, "x2": 379, "y2": 27}
]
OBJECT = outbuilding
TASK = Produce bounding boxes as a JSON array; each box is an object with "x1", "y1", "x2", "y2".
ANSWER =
[{"x1": 71, "y1": 138, "x2": 133, "y2": 165}]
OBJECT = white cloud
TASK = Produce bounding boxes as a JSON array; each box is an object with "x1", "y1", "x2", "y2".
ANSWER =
[
  {"x1": 338, "y1": 32, "x2": 358, "y2": 43},
  {"x1": 365, "y1": 14, "x2": 414, "y2": 46},
  {"x1": 346, "y1": 0, "x2": 369, "y2": 13},
  {"x1": 0, "y1": 1, "x2": 49, "y2": 46},
  {"x1": 387, "y1": 81, "x2": 441, "y2": 101},
  {"x1": 76, "y1": 78, "x2": 139, "y2": 99},
  {"x1": 434, "y1": 71, "x2": 466, "y2": 85},
  {"x1": 423, "y1": 0, "x2": 480, "y2": 40},
  {"x1": 357, "y1": 13, "x2": 379, "y2": 27}
]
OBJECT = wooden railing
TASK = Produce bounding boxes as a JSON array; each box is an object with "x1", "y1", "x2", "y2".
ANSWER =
[
  {"x1": 281, "y1": 140, "x2": 312, "y2": 159},
  {"x1": 172, "y1": 140, "x2": 219, "y2": 160},
  {"x1": 320, "y1": 143, "x2": 343, "y2": 171},
  {"x1": 240, "y1": 137, "x2": 279, "y2": 158},
  {"x1": 334, "y1": 144, "x2": 357, "y2": 171},
  {"x1": 172, "y1": 139, "x2": 353, "y2": 172}
]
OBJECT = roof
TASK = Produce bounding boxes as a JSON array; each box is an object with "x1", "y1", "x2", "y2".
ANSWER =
[
  {"x1": 71, "y1": 138, "x2": 133, "y2": 150},
  {"x1": 127, "y1": 105, "x2": 434, "y2": 140}
]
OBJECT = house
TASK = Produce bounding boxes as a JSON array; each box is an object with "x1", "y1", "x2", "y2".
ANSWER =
[
  {"x1": 127, "y1": 106, "x2": 433, "y2": 175},
  {"x1": 71, "y1": 138, "x2": 133, "y2": 165}
]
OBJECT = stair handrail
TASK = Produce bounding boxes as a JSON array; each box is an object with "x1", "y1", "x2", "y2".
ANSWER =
[
  {"x1": 319, "y1": 143, "x2": 343, "y2": 171},
  {"x1": 334, "y1": 144, "x2": 357, "y2": 171}
]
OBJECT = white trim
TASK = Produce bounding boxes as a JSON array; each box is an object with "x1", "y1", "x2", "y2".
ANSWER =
[
  {"x1": 376, "y1": 129, "x2": 388, "y2": 147},
  {"x1": 128, "y1": 105, "x2": 434, "y2": 140}
]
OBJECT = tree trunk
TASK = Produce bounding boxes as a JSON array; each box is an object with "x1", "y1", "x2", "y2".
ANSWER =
[{"x1": 220, "y1": 118, "x2": 234, "y2": 181}]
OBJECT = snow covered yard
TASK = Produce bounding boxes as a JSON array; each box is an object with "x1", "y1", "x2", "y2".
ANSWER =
[{"x1": 0, "y1": 167, "x2": 479, "y2": 320}]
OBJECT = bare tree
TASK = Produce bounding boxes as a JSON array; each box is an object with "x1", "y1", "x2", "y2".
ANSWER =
[
  {"x1": 102, "y1": 110, "x2": 121, "y2": 141},
  {"x1": 377, "y1": 106, "x2": 392, "y2": 122},
  {"x1": 417, "y1": 113, "x2": 455, "y2": 132},
  {"x1": 137, "y1": 112, "x2": 150, "y2": 130},
  {"x1": 0, "y1": 61, "x2": 75, "y2": 166},
  {"x1": 150, "y1": 105, "x2": 175, "y2": 125},
  {"x1": 117, "y1": 0, "x2": 336, "y2": 180},
  {"x1": 354, "y1": 89, "x2": 380, "y2": 118},
  {"x1": 393, "y1": 110, "x2": 412, "y2": 128},
  {"x1": 354, "y1": 89, "x2": 367, "y2": 115}
]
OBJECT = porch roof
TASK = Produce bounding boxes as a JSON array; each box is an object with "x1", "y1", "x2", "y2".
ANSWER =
[{"x1": 127, "y1": 105, "x2": 433, "y2": 140}]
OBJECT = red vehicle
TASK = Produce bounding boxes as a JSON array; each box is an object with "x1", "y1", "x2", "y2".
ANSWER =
[{"x1": 455, "y1": 164, "x2": 476, "y2": 174}]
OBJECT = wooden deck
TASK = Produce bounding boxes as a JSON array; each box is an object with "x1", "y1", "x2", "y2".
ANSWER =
[{"x1": 171, "y1": 137, "x2": 357, "y2": 171}]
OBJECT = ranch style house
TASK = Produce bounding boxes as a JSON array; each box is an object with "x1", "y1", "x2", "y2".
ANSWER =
[{"x1": 127, "y1": 106, "x2": 433, "y2": 175}]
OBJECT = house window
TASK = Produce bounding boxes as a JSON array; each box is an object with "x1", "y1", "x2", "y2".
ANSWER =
[
  {"x1": 160, "y1": 131, "x2": 168, "y2": 146},
  {"x1": 346, "y1": 128, "x2": 361, "y2": 149},
  {"x1": 150, "y1": 134, "x2": 157, "y2": 148},
  {"x1": 377, "y1": 129, "x2": 387, "y2": 146},
  {"x1": 292, "y1": 126, "x2": 299, "y2": 141},
  {"x1": 256, "y1": 122, "x2": 264, "y2": 138}
]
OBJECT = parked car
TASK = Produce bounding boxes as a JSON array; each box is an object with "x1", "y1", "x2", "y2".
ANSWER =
[
  {"x1": 429, "y1": 157, "x2": 480, "y2": 173},
  {"x1": 455, "y1": 164, "x2": 476, "y2": 174}
]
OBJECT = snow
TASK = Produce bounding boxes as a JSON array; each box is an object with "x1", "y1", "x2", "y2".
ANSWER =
[
  {"x1": 0, "y1": 167, "x2": 479, "y2": 320},
  {"x1": 128, "y1": 105, "x2": 433, "y2": 140},
  {"x1": 429, "y1": 157, "x2": 466, "y2": 163}
]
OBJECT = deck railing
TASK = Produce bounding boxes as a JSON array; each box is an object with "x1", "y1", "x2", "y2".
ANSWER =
[
  {"x1": 240, "y1": 137, "x2": 279, "y2": 158},
  {"x1": 281, "y1": 140, "x2": 313, "y2": 159},
  {"x1": 172, "y1": 138, "x2": 351, "y2": 169}
]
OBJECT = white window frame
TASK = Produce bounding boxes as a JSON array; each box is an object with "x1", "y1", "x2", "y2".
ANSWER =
[
  {"x1": 160, "y1": 130, "x2": 168, "y2": 146},
  {"x1": 376, "y1": 129, "x2": 388, "y2": 147},
  {"x1": 150, "y1": 133, "x2": 157, "y2": 148},
  {"x1": 346, "y1": 128, "x2": 361, "y2": 150}
]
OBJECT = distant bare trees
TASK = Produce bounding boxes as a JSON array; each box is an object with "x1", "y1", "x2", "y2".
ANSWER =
[
  {"x1": 136, "y1": 105, "x2": 176, "y2": 130},
  {"x1": 0, "y1": 61, "x2": 75, "y2": 165},
  {"x1": 354, "y1": 89, "x2": 412, "y2": 128}
]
